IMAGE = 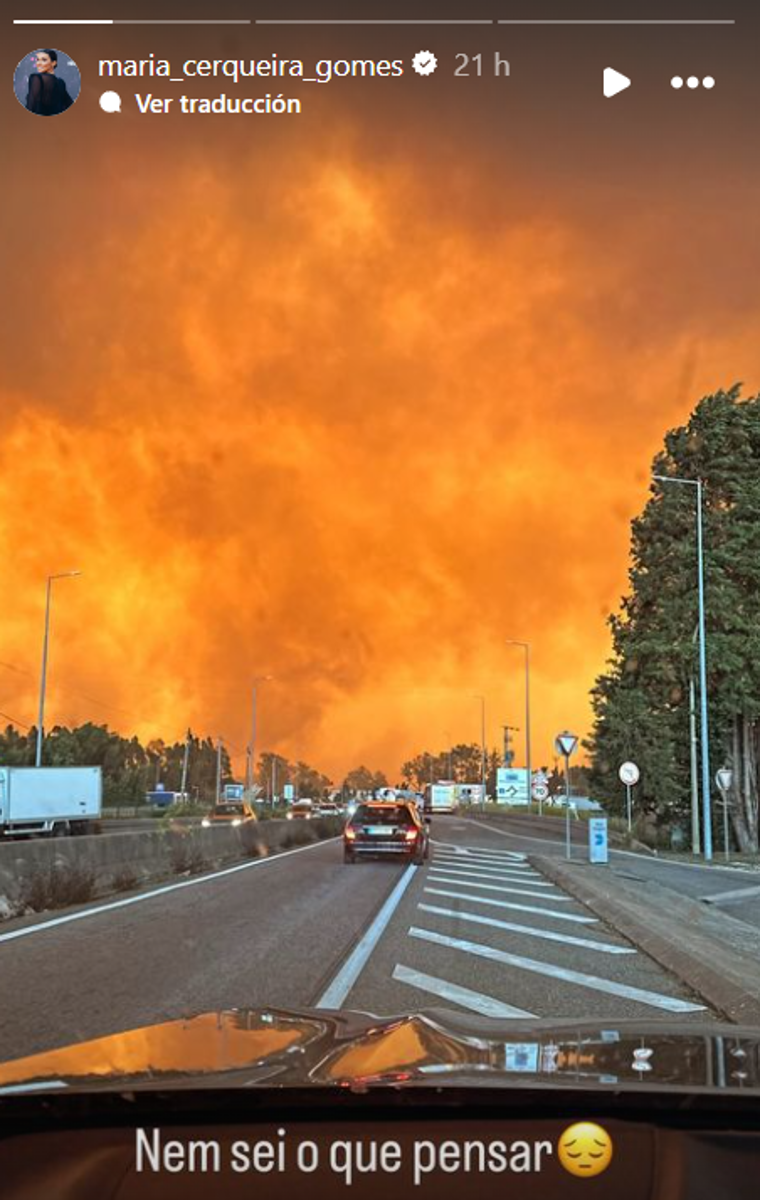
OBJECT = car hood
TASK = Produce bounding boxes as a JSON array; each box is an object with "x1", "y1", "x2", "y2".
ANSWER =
[{"x1": 0, "y1": 1007, "x2": 758, "y2": 1094}]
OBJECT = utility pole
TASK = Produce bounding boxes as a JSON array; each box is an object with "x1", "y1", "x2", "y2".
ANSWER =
[
  {"x1": 474, "y1": 695, "x2": 486, "y2": 807},
  {"x1": 35, "y1": 570, "x2": 81, "y2": 767},
  {"x1": 180, "y1": 731, "x2": 191, "y2": 801},
  {"x1": 506, "y1": 640, "x2": 533, "y2": 814},
  {"x1": 248, "y1": 675, "x2": 273, "y2": 801},
  {"x1": 502, "y1": 724, "x2": 520, "y2": 766},
  {"x1": 215, "y1": 737, "x2": 222, "y2": 805}
]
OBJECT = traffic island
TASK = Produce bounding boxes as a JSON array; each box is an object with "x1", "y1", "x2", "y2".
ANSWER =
[{"x1": 533, "y1": 854, "x2": 760, "y2": 1025}]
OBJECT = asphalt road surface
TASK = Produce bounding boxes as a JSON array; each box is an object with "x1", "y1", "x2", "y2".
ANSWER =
[{"x1": 0, "y1": 817, "x2": 720, "y2": 1063}]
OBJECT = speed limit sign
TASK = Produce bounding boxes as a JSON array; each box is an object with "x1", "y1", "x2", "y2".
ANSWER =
[{"x1": 532, "y1": 783, "x2": 550, "y2": 802}]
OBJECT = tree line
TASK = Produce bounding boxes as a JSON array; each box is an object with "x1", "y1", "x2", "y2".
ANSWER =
[
  {"x1": 399, "y1": 743, "x2": 588, "y2": 797},
  {"x1": 0, "y1": 724, "x2": 352, "y2": 807},
  {"x1": 587, "y1": 386, "x2": 760, "y2": 851}
]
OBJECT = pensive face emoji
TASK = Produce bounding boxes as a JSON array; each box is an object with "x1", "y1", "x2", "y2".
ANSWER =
[{"x1": 557, "y1": 1122, "x2": 613, "y2": 1177}]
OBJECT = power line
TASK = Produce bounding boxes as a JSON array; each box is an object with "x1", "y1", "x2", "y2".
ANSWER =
[{"x1": 0, "y1": 709, "x2": 31, "y2": 730}]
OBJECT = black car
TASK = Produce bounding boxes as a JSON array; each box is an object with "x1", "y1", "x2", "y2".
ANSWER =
[{"x1": 343, "y1": 800, "x2": 430, "y2": 864}]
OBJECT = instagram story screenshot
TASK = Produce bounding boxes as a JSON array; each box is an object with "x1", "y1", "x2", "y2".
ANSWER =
[{"x1": 2, "y1": 2, "x2": 760, "y2": 1197}]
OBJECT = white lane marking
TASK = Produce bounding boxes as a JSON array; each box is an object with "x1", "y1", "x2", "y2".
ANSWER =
[
  {"x1": 432, "y1": 840, "x2": 526, "y2": 862},
  {"x1": 409, "y1": 928, "x2": 707, "y2": 1014},
  {"x1": 459, "y1": 818, "x2": 760, "y2": 877},
  {"x1": 418, "y1": 904, "x2": 635, "y2": 955},
  {"x1": 425, "y1": 887, "x2": 595, "y2": 923},
  {"x1": 431, "y1": 863, "x2": 555, "y2": 887},
  {"x1": 316, "y1": 865, "x2": 417, "y2": 1009},
  {"x1": 429, "y1": 859, "x2": 535, "y2": 878},
  {"x1": 0, "y1": 837, "x2": 340, "y2": 946},
  {"x1": 457, "y1": 818, "x2": 578, "y2": 850},
  {"x1": 432, "y1": 844, "x2": 528, "y2": 864},
  {"x1": 392, "y1": 964, "x2": 537, "y2": 1019},
  {"x1": 700, "y1": 884, "x2": 760, "y2": 904},
  {"x1": 429, "y1": 872, "x2": 565, "y2": 901},
  {"x1": 434, "y1": 846, "x2": 531, "y2": 862}
]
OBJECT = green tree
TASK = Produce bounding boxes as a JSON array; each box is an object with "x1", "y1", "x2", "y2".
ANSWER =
[
  {"x1": 588, "y1": 386, "x2": 760, "y2": 850},
  {"x1": 342, "y1": 765, "x2": 389, "y2": 794}
]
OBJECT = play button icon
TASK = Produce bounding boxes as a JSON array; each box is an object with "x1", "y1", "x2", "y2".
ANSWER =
[{"x1": 603, "y1": 67, "x2": 631, "y2": 98}]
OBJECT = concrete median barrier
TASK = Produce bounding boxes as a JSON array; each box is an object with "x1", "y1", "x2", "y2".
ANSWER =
[{"x1": 0, "y1": 817, "x2": 343, "y2": 918}]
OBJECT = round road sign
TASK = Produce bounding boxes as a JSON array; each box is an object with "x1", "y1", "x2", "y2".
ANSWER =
[
  {"x1": 532, "y1": 783, "x2": 550, "y2": 802},
  {"x1": 619, "y1": 761, "x2": 640, "y2": 786}
]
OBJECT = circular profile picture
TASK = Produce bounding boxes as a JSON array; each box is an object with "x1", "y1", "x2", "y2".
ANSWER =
[{"x1": 13, "y1": 49, "x2": 81, "y2": 116}]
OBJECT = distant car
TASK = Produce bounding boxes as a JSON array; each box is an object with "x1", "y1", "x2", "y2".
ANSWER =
[
  {"x1": 343, "y1": 801, "x2": 430, "y2": 865},
  {"x1": 314, "y1": 800, "x2": 342, "y2": 817},
  {"x1": 287, "y1": 800, "x2": 314, "y2": 821},
  {"x1": 202, "y1": 801, "x2": 256, "y2": 828}
]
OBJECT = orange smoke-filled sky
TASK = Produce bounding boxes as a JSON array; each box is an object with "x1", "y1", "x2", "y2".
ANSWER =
[{"x1": 2, "y1": 81, "x2": 760, "y2": 780}]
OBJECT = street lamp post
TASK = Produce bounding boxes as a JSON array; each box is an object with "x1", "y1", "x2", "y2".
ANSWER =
[
  {"x1": 35, "y1": 571, "x2": 81, "y2": 767},
  {"x1": 506, "y1": 640, "x2": 533, "y2": 813},
  {"x1": 654, "y1": 475, "x2": 713, "y2": 860}
]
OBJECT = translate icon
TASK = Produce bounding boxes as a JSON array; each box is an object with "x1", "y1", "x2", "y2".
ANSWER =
[{"x1": 603, "y1": 67, "x2": 631, "y2": 98}]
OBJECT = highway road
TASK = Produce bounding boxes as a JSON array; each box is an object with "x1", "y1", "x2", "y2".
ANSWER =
[{"x1": 0, "y1": 817, "x2": 717, "y2": 1062}]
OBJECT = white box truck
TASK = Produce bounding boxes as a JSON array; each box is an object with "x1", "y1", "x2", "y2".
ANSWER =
[
  {"x1": 424, "y1": 782, "x2": 457, "y2": 815},
  {"x1": 0, "y1": 766, "x2": 102, "y2": 837}
]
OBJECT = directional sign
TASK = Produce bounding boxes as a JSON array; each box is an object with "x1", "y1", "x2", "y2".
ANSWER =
[
  {"x1": 283, "y1": 783, "x2": 295, "y2": 801},
  {"x1": 496, "y1": 767, "x2": 529, "y2": 805},
  {"x1": 589, "y1": 818, "x2": 609, "y2": 864},
  {"x1": 224, "y1": 783, "x2": 244, "y2": 800},
  {"x1": 554, "y1": 732, "x2": 578, "y2": 758},
  {"x1": 619, "y1": 761, "x2": 640, "y2": 786},
  {"x1": 716, "y1": 768, "x2": 733, "y2": 793}
]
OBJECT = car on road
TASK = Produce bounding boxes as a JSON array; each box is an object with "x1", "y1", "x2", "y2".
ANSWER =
[
  {"x1": 343, "y1": 800, "x2": 430, "y2": 865},
  {"x1": 287, "y1": 800, "x2": 315, "y2": 820},
  {"x1": 314, "y1": 800, "x2": 343, "y2": 817},
  {"x1": 201, "y1": 801, "x2": 257, "y2": 827}
]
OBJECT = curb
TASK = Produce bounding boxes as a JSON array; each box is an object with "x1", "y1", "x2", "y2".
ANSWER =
[{"x1": 533, "y1": 854, "x2": 760, "y2": 1025}]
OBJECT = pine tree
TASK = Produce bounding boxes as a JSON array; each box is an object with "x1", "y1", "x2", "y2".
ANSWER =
[{"x1": 588, "y1": 386, "x2": 760, "y2": 850}]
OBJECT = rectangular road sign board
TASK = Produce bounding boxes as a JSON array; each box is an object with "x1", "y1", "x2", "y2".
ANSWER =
[
  {"x1": 283, "y1": 783, "x2": 295, "y2": 801},
  {"x1": 589, "y1": 818, "x2": 608, "y2": 864},
  {"x1": 224, "y1": 783, "x2": 244, "y2": 800},
  {"x1": 496, "y1": 767, "x2": 529, "y2": 804}
]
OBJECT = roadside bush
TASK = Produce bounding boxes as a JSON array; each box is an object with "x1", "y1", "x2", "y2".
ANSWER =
[
  {"x1": 169, "y1": 836, "x2": 210, "y2": 874},
  {"x1": 281, "y1": 825, "x2": 315, "y2": 849},
  {"x1": 110, "y1": 866, "x2": 140, "y2": 892},
  {"x1": 160, "y1": 801, "x2": 208, "y2": 820},
  {"x1": 311, "y1": 817, "x2": 343, "y2": 839},
  {"x1": 18, "y1": 863, "x2": 98, "y2": 913}
]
